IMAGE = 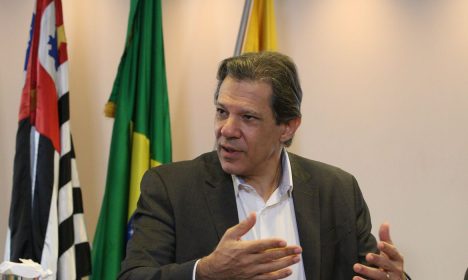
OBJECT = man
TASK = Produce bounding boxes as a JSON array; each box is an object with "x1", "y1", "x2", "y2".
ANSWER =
[{"x1": 119, "y1": 52, "x2": 407, "y2": 279}]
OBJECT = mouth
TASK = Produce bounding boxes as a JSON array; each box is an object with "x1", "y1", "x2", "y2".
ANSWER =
[
  {"x1": 219, "y1": 144, "x2": 241, "y2": 157},
  {"x1": 222, "y1": 145, "x2": 236, "y2": 153}
]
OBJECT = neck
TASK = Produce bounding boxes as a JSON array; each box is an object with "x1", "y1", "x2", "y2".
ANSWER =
[{"x1": 243, "y1": 159, "x2": 282, "y2": 202}]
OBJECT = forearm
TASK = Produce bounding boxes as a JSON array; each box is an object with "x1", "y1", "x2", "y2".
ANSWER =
[{"x1": 119, "y1": 260, "x2": 197, "y2": 280}]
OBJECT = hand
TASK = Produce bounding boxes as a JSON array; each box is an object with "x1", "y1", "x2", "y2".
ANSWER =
[
  {"x1": 353, "y1": 223, "x2": 406, "y2": 280},
  {"x1": 196, "y1": 213, "x2": 302, "y2": 280}
]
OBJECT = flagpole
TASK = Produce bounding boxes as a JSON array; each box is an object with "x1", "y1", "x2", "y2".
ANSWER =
[{"x1": 234, "y1": 0, "x2": 252, "y2": 56}]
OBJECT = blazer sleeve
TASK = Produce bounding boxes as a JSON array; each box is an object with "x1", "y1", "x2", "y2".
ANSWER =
[
  {"x1": 118, "y1": 168, "x2": 196, "y2": 280},
  {"x1": 352, "y1": 176, "x2": 378, "y2": 264},
  {"x1": 352, "y1": 176, "x2": 412, "y2": 280}
]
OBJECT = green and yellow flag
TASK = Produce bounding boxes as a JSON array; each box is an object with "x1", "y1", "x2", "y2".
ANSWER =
[{"x1": 91, "y1": 0, "x2": 171, "y2": 279}]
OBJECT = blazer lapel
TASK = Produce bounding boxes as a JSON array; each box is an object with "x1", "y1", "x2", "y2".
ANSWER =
[
  {"x1": 200, "y1": 152, "x2": 322, "y2": 279},
  {"x1": 202, "y1": 153, "x2": 239, "y2": 240},
  {"x1": 291, "y1": 156, "x2": 321, "y2": 280}
]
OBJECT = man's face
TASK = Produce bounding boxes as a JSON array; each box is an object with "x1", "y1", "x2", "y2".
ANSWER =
[{"x1": 215, "y1": 76, "x2": 291, "y2": 178}]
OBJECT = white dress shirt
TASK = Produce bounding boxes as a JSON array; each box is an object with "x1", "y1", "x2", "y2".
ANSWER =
[
  {"x1": 193, "y1": 150, "x2": 306, "y2": 280},
  {"x1": 232, "y1": 150, "x2": 306, "y2": 280}
]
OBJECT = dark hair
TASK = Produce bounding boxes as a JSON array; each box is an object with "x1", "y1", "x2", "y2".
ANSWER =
[{"x1": 215, "y1": 51, "x2": 302, "y2": 146}]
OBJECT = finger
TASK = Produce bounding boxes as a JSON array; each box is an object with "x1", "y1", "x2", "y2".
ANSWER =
[
  {"x1": 379, "y1": 222, "x2": 393, "y2": 245},
  {"x1": 250, "y1": 254, "x2": 301, "y2": 276},
  {"x1": 378, "y1": 241, "x2": 404, "y2": 262},
  {"x1": 365, "y1": 252, "x2": 394, "y2": 271},
  {"x1": 255, "y1": 245, "x2": 302, "y2": 263},
  {"x1": 241, "y1": 239, "x2": 295, "y2": 254},
  {"x1": 253, "y1": 268, "x2": 293, "y2": 280},
  {"x1": 353, "y1": 263, "x2": 388, "y2": 279},
  {"x1": 224, "y1": 212, "x2": 257, "y2": 241}
]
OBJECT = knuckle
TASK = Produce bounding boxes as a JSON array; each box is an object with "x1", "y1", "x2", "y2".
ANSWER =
[
  {"x1": 225, "y1": 226, "x2": 236, "y2": 235},
  {"x1": 400, "y1": 253, "x2": 405, "y2": 262}
]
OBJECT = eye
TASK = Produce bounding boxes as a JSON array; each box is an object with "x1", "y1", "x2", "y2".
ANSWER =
[
  {"x1": 242, "y1": 115, "x2": 257, "y2": 121},
  {"x1": 216, "y1": 107, "x2": 227, "y2": 118}
]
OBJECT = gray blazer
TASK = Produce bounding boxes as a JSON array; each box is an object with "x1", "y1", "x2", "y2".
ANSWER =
[{"x1": 119, "y1": 151, "x2": 378, "y2": 279}]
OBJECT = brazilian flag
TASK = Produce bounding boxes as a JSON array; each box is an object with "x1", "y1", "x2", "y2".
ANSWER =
[{"x1": 91, "y1": 0, "x2": 172, "y2": 279}]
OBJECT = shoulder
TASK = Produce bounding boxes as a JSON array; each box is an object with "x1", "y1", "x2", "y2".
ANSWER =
[
  {"x1": 287, "y1": 152, "x2": 362, "y2": 204},
  {"x1": 139, "y1": 151, "x2": 223, "y2": 201},
  {"x1": 288, "y1": 152, "x2": 355, "y2": 182},
  {"x1": 151, "y1": 151, "x2": 218, "y2": 171},
  {"x1": 143, "y1": 151, "x2": 223, "y2": 185},
  {"x1": 288, "y1": 152, "x2": 368, "y2": 222}
]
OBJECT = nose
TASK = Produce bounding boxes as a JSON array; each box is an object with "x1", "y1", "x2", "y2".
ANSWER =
[{"x1": 219, "y1": 116, "x2": 241, "y2": 139}]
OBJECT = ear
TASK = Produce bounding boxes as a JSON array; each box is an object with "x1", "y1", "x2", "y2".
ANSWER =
[{"x1": 280, "y1": 117, "x2": 301, "y2": 143}]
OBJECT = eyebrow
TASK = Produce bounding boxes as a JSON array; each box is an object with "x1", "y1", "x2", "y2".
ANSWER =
[{"x1": 216, "y1": 101, "x2": 261, "y2": 117}]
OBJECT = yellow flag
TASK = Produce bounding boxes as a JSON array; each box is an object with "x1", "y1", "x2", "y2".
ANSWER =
[{"x1": 242, "y1": 0, "x2": 278, "y2": 52}]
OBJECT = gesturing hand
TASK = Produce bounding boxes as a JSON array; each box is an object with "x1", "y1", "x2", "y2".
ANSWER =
[
  {"x1": 196, "y1": 213, "x2": 302, "y2": 280},
  {"x1": 353, "y1": 223, "x2": 406, "y2": 280}
]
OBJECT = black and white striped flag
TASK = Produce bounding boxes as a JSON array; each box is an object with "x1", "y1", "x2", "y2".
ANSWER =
[{"x1": 5, "y1": 0, "x2": 91, "y2": 278}]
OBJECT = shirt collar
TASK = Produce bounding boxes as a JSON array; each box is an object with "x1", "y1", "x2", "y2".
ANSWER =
[{"x1": 232, "y1": 148, "x2": 294, "y2": 197}]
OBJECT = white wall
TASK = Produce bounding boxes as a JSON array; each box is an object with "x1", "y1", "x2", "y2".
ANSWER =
[{"x1": 1, "y1": 0, "x2": 467, "y2": 278}]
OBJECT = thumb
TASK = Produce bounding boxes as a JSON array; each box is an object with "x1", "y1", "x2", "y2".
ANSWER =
[
  {"x1": 379, "y1": 222, "x2": 393, "y2": 245},
  {"x1": 224, "y1": 212, "x2": 256, "y2": 241}
]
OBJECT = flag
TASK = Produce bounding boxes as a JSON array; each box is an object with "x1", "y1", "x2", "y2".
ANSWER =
[
  {"x1": 5, "y1": 0, "x2": 92, "y2": 279},
  {"x1": 235, "y1": 0, "x2": 278, "y2": 55},
  {"x1": 91, "y1": 0, "x2": 172, "y2": 278}
]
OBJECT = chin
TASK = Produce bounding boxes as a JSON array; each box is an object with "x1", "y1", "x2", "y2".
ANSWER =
[{"x1": 219, "y1": 160, "x2": 244, "y2": 176}]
